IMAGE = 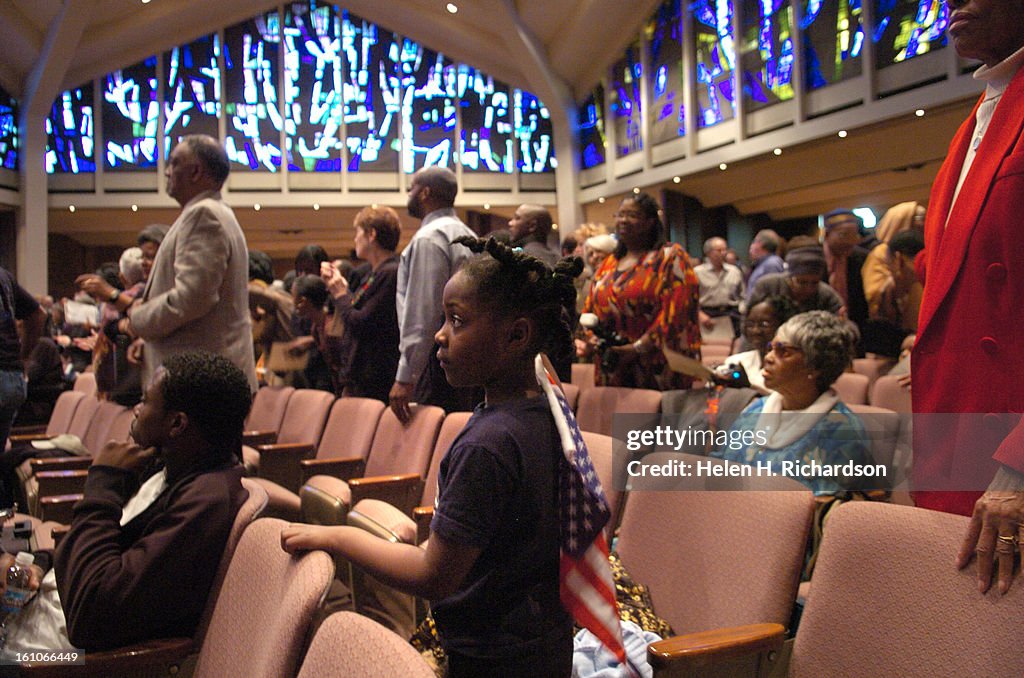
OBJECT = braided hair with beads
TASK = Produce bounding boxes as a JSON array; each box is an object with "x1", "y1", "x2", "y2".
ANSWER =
[{"x1": 453, "y1": 236, "x2": 583, "y2": 382}]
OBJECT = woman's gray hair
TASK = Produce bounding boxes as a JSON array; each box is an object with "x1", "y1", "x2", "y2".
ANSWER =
[
  {"x1": 775, "y1": 310, "x2": 856, "y2": 393},
  {"x1": 119, "y1": 247, "x2": 146, "y2": 286}
]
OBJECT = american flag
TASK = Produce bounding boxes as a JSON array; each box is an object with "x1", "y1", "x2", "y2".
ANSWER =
[{"x1": 535, "y1": 355, "x2": 631, "y2": 672}]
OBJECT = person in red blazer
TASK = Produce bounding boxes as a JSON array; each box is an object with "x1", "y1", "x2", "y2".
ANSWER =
[{"x1": 911, "y1": 0, "x2": 1024, "y2": 594}]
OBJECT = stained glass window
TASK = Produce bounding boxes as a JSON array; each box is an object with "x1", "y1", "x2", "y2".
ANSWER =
[
  {"x1": 873, "y1": 0, "x2": 947, "y2": 67},
  {"x1": 647, "y1": 0, "x2": 685, "y2": 144},
  {"x1": 514, "y1": 89, "x2": 555, "y2": 173},
  {"x1": 284, "y1": 1, "x2": 343, "y2": 172},
  {"x1": 46, "y1": 84, "x2": 95, "y2": 174},
  {"x1": 741, "y1": 0, "x2": 795, "y2": 111},
  {"x1": 104, "y1": 56, "x2": 159, "y2": 170},
  {"x1": 164, "y1": 34, "x2": 221, "y2": 156},
  {"x1": 578, "y1": 85, "x2": 607, "y2": 170},
  {"x1": 399, "y1": 42, "x2": 456, "y2": 172},
  {"x1": 610, "y1": 41, "x2": 643, "y2": 157},
  {"x1": 693, "y1": 0, "x2": 737, "y2": 128},
  {"x1": 458, "y1": 66, "x2": 512, "y2": 173},
  {"x1": 341, "y1": 11, "x2": 401, "y2": 172},
  {"x1": 803, "y1": 0, "x2": 864, "y2": 89},
  {"x1": 0, "y1": 87, "x2": 18, "y2": 171},
  {"x1": 224, "y1": 12, "x2": 283, "y2": 172}
]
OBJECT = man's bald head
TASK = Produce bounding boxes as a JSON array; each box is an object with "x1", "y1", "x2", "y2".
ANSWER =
[{"x1": 508, "y1": 204, "x2": 552, "y2": 244}]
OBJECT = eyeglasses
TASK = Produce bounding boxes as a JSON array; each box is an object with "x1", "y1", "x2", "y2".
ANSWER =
[
  {"x1": 766, "y1": 341, "x2": 803, "y2": 359},
  {"x1": 743, "y1": 321, "x2": 776, "y2": 331}
]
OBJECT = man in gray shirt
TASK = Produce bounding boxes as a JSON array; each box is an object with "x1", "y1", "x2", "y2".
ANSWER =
[
  {"x1": 389, "y1": 166, "x2": 477, "y2": 423},
  {"x1": 694, "y1": 237, "x2": 744, "y2": 336}
]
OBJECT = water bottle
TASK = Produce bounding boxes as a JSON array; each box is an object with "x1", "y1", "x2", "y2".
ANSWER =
[{"x1": 0, "y1": 552, "x2": 35, "y2": 652}]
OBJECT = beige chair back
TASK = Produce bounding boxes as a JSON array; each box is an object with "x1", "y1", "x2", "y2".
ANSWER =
[
  {"x1": 617, "y1": 453, "x2": 813, "y2": 636},
  {"x1": 422, "y1": 411, "x2": 472, "y2": 508},
  {"x1": 245, "y1": 386, "x2": 295, "y2": 432},
  {"x1": 870, "y1": 374, "x2": 912, "y2": 413},
  {"x1": 571, "y1": 362, "x2": 595, "y2": 390},
  {"x1": 45, "y1": 390, "x2": 86, "y2": 436},
  {"x1": 364, "y1": 406, "x2": 445, "y2": 479},
  {"x1": 296, "y1": 611, "x2": 434, "y2": 678},
  {"x1": 192, "y1": 478, "x2": 270, "y2": 644},
  {"x1": 275, "y1": 389, "x2": 335, "y2": 446},
  {"x1": 790, "y1": 502, "x2": 1024, "y2": 677},
  {"x1": 72, "y1": 372, "x2": 97, "y2": 397},
  {"x1": 561, "y1": 383, "x2": 580, "y2": 412},
  {"x1": 832, "y1": 372, "x2": 869, "y2": 405},
  {"x1": 576, "y1": 386, "x2": 661, "y2": 437},
  {"x1": 65, "y1": 396, "x2": 101, "y2": 440},
  {"x1": 316, "y1": 397, "x2": 386, "y2": 462},
  {"x1": 194, "y1": 517, "x2": 334, "y2": 678},
  {"x1": 81, "y1": 401, "x2": 129, "y2": 455}
]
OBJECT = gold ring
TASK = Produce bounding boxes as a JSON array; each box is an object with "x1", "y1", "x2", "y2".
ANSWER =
[{"x1": 997, "y1": 534, "x2": 1019, "y2": 547}]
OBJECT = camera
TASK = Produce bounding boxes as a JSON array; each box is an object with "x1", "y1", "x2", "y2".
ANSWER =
[{"x1": 579, "y1": 313, "x2": 631, "y2": 374}]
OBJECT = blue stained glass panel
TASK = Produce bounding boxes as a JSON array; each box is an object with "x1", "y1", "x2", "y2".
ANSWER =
[
  {"x1": 741, "y1": 0, "x2": 795, "y2": 111},
  {"x1": 104, "y1": 56, "x2": 159, "y2": 170},
  {"x1": 224, "y1": 12, "x2": 283, "y2": 172},
  {"x1": 164, "y1": 34, "x2": 221, "y2": 157},
  {"x1": 610, "y1": 41, "x2": 643, "y2": 157},
  {"x1": 647, "y1": 0, "x2": 686, "y2": 144},
  {"x1": 578, "y1": 84, "x2": 606, "y2": 170},
  {"x1": 0, "y1": 87, "x2": 18, "y2": 171},
  {"x1": 692, "y1": 0, "x2": 737, "y2": 128},
  {"x1": 873, "y1": 0, "x2": 947, "y2": 67},
  {"x1": 46, "y1": 84, "x2": 95, "y2": 174},
  {"x1": 284, "y1": 1, "x2": 343, "y2": 172},
  {"x1": 399, "y1": 42, "x2": 456, "y2": 173},
  {"x1": 514, "y1": 89, "x2": 555, "y2": 173},
  {"x1": 803, "y1": 0, "x2": 864, "y2": 89},
  {"x1": 458, "y1": 66, "x2": 512, "y2": 173},
  {"x1": 341, "y1": 11, "x2": 401, "y2": 172}
]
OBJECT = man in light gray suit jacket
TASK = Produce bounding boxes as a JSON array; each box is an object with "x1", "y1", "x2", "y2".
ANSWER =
[{"x1": 125, "y1": 135, "x2": 258, "y2": 392}]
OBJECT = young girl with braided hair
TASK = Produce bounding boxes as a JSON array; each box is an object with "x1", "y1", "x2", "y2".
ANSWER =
[{"x1": 282, "y1": 236, "x2": 583, "y2": 676}]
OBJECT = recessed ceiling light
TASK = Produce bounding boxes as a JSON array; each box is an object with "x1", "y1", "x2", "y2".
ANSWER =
[
  {"x1": 773, "y1": 148, "x2": 783, "y2": 156},
  {"x1": 838, "y1": 130, "x2": 848, "y2": 138},
  {"x1": 254, "y1": 203, "x2": 261, "y2": 211},
  {"x1": 446, "y1": 2, "x2": 458, "y2": 13},
  {"x1": 632, "y1": 187, "x2": 640, "y2": 194},
  {"x1": 483, "y1": 203, "x2": 490, "y2": 210},
  {"x1": 68, "y1": 205, "x2": 76, "y2": 213},
  {"x1": 131, "y1": 204, "x2": 138, "y2": 212},
  {"x1": 598, "y1": 197, "x2": 606, "y2": 204},
  {"x1": 141, "y1": 0, "x2": 152, "y2": 4},
  {"x1": 551, "y1": 223, "x2": 558, "y2": 230},
  {"x1": 719, "y1": 163, "x2": 728, "y2": 171},
  {"x1": 313, "y1": 203, "x2": 320, "y2": 211},
  {"x1": 915, "y1": 109, "x2": 925, "y2": 117},
  {"x1": 672, "y1": 176, "x2": 681, "y2": 183}
]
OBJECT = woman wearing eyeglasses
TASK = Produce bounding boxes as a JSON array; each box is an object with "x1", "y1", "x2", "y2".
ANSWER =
[
  {"x1": 722, "y1": 295, "x2": 797, "y2": 395},
  {"x1": 712, "y1": 311, "x2": 871, "y2": 497},
  {"x1": 582, "y1": 193, "x2": 700, "y2": 390}
]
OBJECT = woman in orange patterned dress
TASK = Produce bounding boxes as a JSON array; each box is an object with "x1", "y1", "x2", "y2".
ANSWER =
[{"x1": 583, "y1": 193, "x2": 701, "y2": 390}]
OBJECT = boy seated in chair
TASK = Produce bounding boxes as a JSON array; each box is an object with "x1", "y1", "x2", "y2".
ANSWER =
[{"x1": 0, "y1": 351, "x2": 250, "y2": 653}]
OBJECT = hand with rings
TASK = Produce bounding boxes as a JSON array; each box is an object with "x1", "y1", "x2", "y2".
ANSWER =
[{"x1": 957, "y1": 489, "x2": 1024, "y2": 594}]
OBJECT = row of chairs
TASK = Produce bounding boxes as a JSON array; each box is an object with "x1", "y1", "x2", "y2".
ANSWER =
[{"x1": 17, "y1": 479, "x2": 434, "y2": 677}]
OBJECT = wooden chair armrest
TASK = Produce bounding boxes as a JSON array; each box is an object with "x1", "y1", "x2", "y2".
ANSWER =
[
  {"x1": 9, "y1": 427, "x2": 49, "y2": 441},
  {"x1": 255, "y1": 442, "x2": 316, "y2": 493},
  {"x1": 18, "y1": 637, "x2": 194, "y2": 676},
  {"x1": 300, "y1": 457, "x2": 365, "y2": 484},
  {"x1": 50, "y1": 525, "x2": 71, "y2": 549},
  {"x1": 34, "y1": 470, "x2": 88, "y2": 502},
  {"x1": 38, "y1": 494, "x2": 83, "y2": 524},
  {"x1": 242, "y1": 430, "x2": 277, "y2": 446},
  {"x1": 413, "y1": 506, "x2": 434, "y2": 545},
  {"x1": 648, "y1": 623, "x2": 786, "y2": 677},
  {"x1": 348, "y1": 474, "x2": 424, "y2": 515},
  {"x1": 30, "y1": 457, "x2": 93, "y2": 473}
]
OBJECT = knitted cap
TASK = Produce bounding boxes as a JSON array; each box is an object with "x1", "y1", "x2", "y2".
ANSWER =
[{"x1": 786, "y1": 247, "x2": 827, "y2": 277}]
